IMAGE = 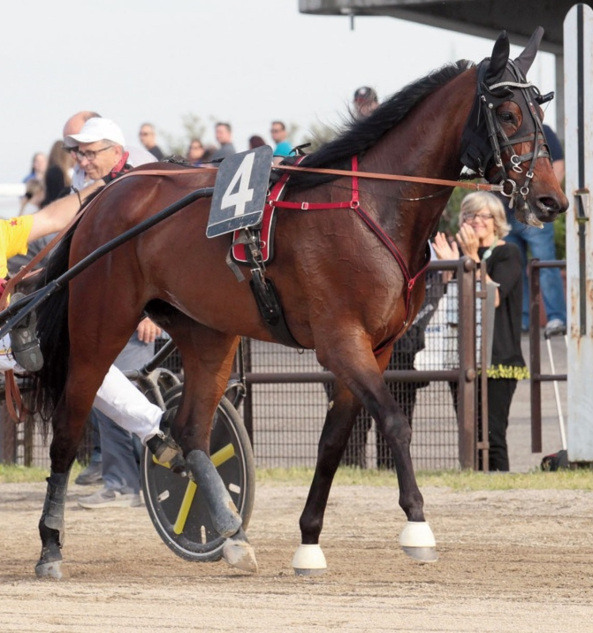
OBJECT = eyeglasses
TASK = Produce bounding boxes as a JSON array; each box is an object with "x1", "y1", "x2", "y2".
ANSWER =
[
  {"x1": 74, "y1": 145, "x2": 114, "y2": 162},
  {"x1": 270, "y1": 128, "x2": 282, "y2": 133},
  {"x1": 462, "y1": 212, "x2": 494, "y2": 222}
]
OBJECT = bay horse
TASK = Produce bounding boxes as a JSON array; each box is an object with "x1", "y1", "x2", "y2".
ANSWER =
[{"x1": 32, "y1": 28, "x2": 567, "y2": 579}]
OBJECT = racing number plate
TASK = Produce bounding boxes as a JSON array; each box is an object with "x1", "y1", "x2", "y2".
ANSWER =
[{"x1": 206, "y1": 146, "x2": 273, "y2": 238}]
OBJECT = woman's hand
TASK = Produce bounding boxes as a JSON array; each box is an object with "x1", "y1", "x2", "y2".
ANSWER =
[
  {"x1": 455, "y1": 223, "x2": 479, "y2": 262},
  {"x1": 432, "y1": 231, "x2": 459, "y2": 260}
]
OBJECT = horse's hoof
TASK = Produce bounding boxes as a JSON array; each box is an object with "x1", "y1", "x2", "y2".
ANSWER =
[
  {"x1": 401, "y1": 546, "x2": 438, "y2": 562},
  {"x1": 222, "y1": 529, "x2": 258, "y2": 573},
  {"x1": 35, "y1": 560, "x2": 63, "y2": 580},
  {"x1": 292, "y1": 544, "x2": 327, "y2": 576},
  {"x1": 399, "y1": 521, "x2": 438, "y2": 563}
]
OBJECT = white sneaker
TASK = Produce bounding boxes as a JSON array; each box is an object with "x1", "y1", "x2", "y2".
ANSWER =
[
  {"x1": 77, "y1": 487, "x2": 143, "y2": 509},
  {"x1": 544, "y1": 318, "x2": 566, "y2": 338}
]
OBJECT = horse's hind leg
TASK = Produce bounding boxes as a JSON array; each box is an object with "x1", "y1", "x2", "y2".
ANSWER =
[
  {"x1": 36, "y1": 382, "x2": 103, "y2": 579},
  {"x1": 37, "y1": 317, "x2": 136, "y2": 579},
  {"x1": 160, "y1": 315, "x2": 257, "y2": 572},
  {"x1": 292, "y1": 379, "x2": 363, "y2": 575}
]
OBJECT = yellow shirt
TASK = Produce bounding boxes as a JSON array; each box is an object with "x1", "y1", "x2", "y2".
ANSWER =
[{"x1": 0, "y1": 215, "x2": 34, "y2": 278}]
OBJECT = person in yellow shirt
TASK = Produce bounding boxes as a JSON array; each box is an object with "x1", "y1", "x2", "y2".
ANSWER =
[{"x1": 1, "y1": 179, "x2": 104, "y2": 280}]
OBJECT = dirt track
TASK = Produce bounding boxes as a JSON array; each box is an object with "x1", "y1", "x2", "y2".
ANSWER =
[{"x1": 1, "y1": 480, "x2": 593, "y2": 633}]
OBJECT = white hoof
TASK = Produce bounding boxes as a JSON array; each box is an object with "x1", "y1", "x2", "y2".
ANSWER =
[
  {"x1": 292, "y1": 544, "x2": 327, "y2": 576},
  {"x1": 222, "y1": 532, "x2": 258, "y2": 573},
  {"x1": 399, "y1": 521, "x2": 438, "y2": 562}
]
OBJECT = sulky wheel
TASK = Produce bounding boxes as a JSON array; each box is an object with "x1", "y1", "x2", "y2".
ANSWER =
[{"x1": 142, "y1": 386, "x2": 255, "y2": 562}]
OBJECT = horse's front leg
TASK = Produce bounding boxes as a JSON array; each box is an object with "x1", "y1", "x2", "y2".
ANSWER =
[
  {"x1": 168, "y1": 323, "x2": 257, "y2": 573},
  {"x1": 294, "y1": 340, "x2": 437, "y2": 575},
  {"x1": 371, "y1": 384, "x2": 438, "y2": 564},
  {"x1": 36, "y1": 399, "x2": 89, "y2": 580}
]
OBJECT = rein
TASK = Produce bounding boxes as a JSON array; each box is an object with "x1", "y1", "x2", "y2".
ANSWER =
[{"x1": 271, "y1": 163, "x2": 504, "y2": 192}]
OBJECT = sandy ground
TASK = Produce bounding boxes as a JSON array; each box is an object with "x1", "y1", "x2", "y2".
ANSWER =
[{"x1": 1, "y1": 479, "x2": 593, "y2": 633}]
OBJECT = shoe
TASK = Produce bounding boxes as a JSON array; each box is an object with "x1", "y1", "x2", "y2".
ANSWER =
[
  {"x1": 146, "y1": 429, "x2": 186, "y2": 474},
  {"x1": 544, "y1": 318, "x2": 566, "y2": 338},
  {"x1": 77, "y1": 487, "x2": 143, "y2": 509},
  {"x1": 74, "y1": 462, "x2": 103, "y2": 486},
  {"x1": 10, "y1": 292, "x2": 44, "y2": 372}
]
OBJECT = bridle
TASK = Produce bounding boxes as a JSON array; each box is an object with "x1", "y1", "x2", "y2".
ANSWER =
[{"x1": 461, "y1": 58, "x2": 553, "y2": 214}]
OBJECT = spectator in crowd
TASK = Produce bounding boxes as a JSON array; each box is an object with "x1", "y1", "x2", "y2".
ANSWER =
[
  {"x1": 42, "y1": 140, "x2": 74, "y2": 206},
  {"x1": 353, "y1": 86, "x2": 379, "y2": 118},
  {"x1": 211, "y1": 122, "x2": 236, "y2": 161},
  {"x1": 248, "y1": 135, "x2": 267, "y2": 149},
  {"x1": 270, "y1": 121, "x2": 292, "y2": 157},
  {"x1": 138, "y1": 122, "x2": 165, "y2": 160},
  {"x1": 62, "y1": 116, "x2": 167, "y2": 507},
  {"x1": 23, "y1": 152, "x2": 48, "y2": 184},
  {"x1": 501, "y1": 124, "x2": 567, "y2": 337},
  {"x1": 432, "y1": 191, "x2": 528, "y2": 471},
  {"x1": 187, "y1": 138, "x2": 206, "y2": 166},
  {"x1": 18, "y1": 178, "x2": 45, "y2": 216}
]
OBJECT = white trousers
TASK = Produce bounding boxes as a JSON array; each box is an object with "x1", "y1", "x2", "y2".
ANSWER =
[{"x1": 0, "y1": 334, "x2": 162, "y2": 444}]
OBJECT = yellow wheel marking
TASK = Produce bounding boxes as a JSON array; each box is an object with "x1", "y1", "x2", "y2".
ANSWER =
[{"x1": 171, "y1": 443, "x2": 236, "y2": 535}]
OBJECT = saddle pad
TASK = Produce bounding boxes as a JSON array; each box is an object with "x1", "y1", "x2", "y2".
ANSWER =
[
  {"x1": 230, "y1": 205, "x2": 277, "y2": 264},
  {"x1": 231, "y1": 173, "x2": 289, "y2": 265}
]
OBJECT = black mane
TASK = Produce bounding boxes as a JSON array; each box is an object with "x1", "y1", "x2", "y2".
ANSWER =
[{"x1": 288, "y1": 59, "x2": 474, "y2": 190}]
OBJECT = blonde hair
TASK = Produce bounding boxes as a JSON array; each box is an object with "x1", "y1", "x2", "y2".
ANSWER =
[{"x1": 459, "y1": 191, "x2": 510, "y2": 238}]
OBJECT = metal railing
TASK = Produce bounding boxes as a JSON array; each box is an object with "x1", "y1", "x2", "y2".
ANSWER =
[{"x1": 2, "y1": 258, "x2": 486, "y2": 470}]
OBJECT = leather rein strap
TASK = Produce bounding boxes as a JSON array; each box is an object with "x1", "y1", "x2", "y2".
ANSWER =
[{"x1": 271, "y1": 163, "x2": 504, "y2": 192}]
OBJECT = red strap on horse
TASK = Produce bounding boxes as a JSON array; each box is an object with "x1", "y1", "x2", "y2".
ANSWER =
[
  {"x1": 274, "y1": 156, "x2": 430, "y2": 355},
  {"x1": 4, "y1": 369, "x2": 25, "y2": 423}
]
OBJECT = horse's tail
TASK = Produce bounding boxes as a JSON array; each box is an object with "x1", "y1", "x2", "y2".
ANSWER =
[{"x1": 33, "y1": 227, "x2": 76, "y2": 422}]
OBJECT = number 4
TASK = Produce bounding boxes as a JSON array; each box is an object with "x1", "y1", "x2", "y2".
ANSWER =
[{"x1": 221, "y1": 152, "x2": 255, "y2": 217}]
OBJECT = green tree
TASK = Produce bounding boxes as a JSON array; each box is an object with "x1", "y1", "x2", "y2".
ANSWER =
[{"x1": 160, "y1": 113, "x2": 208, "y2": 158}]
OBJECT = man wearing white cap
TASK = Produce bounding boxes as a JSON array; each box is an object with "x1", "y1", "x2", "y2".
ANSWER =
[
  {"x1": 63, "y1": 112, "x2": 156, "y2": 190},
  {"x1": 61, "y1": 116, "x2": 178, "y2": 507}
]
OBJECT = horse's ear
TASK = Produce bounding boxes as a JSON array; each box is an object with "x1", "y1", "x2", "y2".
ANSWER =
[
  {"x1": 514, "y1": 26, "x2": 544, "y2": 76},
  {"x1": 485, "y1": 31, "x2": 510, "y2": 83}
]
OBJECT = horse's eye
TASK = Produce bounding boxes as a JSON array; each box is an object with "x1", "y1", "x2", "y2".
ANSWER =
[{"x1": 498, "y1": 111, "x2": 516, "y2": 125}]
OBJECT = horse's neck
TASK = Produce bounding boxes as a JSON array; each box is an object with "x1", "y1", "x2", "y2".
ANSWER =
[{"x1": 360, "y1": 74, "x2": 474, "y2": 268}]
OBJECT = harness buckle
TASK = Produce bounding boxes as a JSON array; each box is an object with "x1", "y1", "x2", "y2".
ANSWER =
[
  {"x1": 300, "y1": 202, "x2": 309, "y2": 210},
  {"x1": 350, "y1": 200, "x2": 359, "y2": 209},
  {"x1": 510, "y1": 155, "x2": 523, "y2": 173}
]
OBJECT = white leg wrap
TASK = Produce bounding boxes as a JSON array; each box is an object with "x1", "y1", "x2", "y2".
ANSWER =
[
  {"x1": 292, "y1": 544, "x2": 327, "y2": 576},
  {"x1": 399, "y1": 521, "x2": 436, "y2": 548},
  {"x1": 94, "y1": 365, "x2": 162, "y2": 442}
]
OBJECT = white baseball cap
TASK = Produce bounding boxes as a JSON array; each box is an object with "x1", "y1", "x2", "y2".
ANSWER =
[{"x1": 65, "y1": 117, "x2": 126, "y2": 147}]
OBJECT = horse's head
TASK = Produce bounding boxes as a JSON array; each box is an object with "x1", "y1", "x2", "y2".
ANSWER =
[{"x1": 461, "y1": 27, "x2": 569, "y2": 227}]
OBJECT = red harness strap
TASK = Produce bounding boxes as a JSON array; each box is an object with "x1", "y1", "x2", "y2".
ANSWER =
[{"x1": 275, "y1": 156, "x2": 430, "y2": 351}]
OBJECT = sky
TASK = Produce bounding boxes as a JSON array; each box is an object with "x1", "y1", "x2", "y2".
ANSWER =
[{"x1": 1, "y1": 0, "x2": 556, "y2": 187}]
